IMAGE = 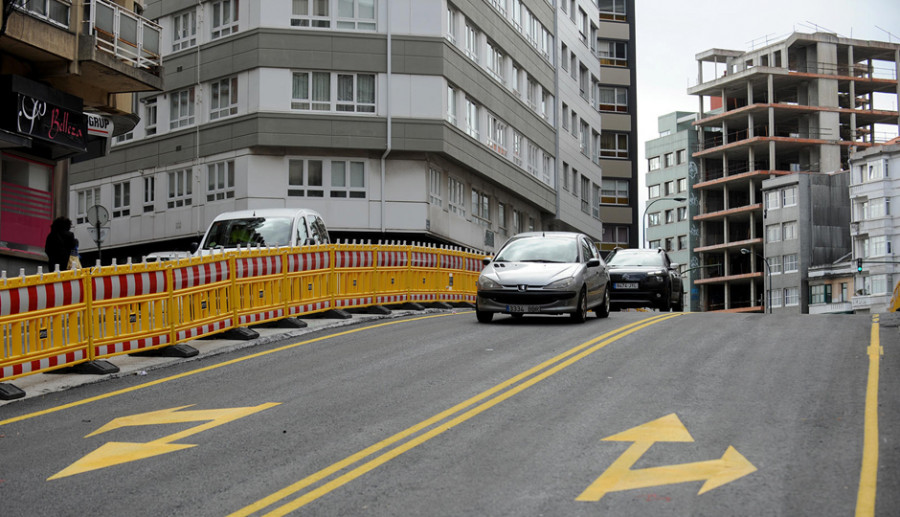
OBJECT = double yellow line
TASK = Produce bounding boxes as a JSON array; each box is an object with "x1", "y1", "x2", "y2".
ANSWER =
[{"x1": 230, "y1": 312, "x2": 682, "y2": 517}]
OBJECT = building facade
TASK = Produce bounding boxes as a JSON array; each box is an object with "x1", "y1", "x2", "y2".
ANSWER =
[
  {"x1": 849, "y1": 137, "x2": 900, "y2": 313},
  {"x1": 644, "y1": 111, "x2": 699, "y2": 310},
  {"x1": 687, "y1": 32, "x2": 900, "y2": 312},
  {"x1": 68, "y1": 0, "x2": 639, "y2": 263},
  {"x1": 0, "y1": 0, "x2": 162, "y2": 274}
]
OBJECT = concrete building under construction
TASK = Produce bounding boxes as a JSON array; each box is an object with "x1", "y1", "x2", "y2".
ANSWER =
[{"x1": 687, "y1": 32, "x2": 900, "y2": 312}]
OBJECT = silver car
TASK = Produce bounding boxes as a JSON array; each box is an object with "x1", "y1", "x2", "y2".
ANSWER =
[{"x1": 475, "y1": 232, "x2": 611, "y2": 323}]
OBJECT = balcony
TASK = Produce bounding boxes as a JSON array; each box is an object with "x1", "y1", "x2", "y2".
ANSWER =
[{"x1": 809, "y1": 301, "x2": 854, "y2": 315}]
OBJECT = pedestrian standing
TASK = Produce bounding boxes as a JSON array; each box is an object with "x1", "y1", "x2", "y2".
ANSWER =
[{"x1": 45, "y1": 217, "x2": 78, "y2": 271}]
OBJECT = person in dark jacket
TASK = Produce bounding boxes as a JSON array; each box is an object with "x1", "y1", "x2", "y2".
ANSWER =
[{"x1": 45, "y1": 217, "x2": 78, "y2": 271}]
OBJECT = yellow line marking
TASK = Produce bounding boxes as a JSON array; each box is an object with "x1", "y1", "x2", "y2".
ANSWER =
[
  {"x1": 230, "y1": 313, "x2": 684, "y2": 517},
  {"x1": 0, "y1": 313, "x2": 456, "y2": 427},
  {"x1": 856, "y1": 314, "x2": 882, "y2": 516}
]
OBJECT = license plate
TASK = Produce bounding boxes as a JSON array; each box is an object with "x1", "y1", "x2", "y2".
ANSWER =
[
  {"x1": 508, "y1": 305, "x2": 540, "y2": 313},
  {"x1": 615, "y1": 282, "x2": 638, "y2": 289}
]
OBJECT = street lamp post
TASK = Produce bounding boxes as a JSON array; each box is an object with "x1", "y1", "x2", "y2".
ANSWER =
[
  {"x1": 642, "y1": 196, "x2": 687, "y2": 248},
  {"x1": 741, "y1": 248, "x2": 771, "y2": 314}
]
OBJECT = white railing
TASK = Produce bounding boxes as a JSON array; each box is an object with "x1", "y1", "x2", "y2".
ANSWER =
[
  {"x1": 808, "y1": 301, "x2": 853, "y2": 314},
  {"x1": 84, "y1": 0, "x2": 161, "y2": 71}
]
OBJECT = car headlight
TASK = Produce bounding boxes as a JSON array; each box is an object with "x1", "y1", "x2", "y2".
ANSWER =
[
  {"x1": 544, "y1": 276, "x2": 576, "y2": 290},
  {"x1": 478, "y1": 276, "x2": 503, "y2": 289}
]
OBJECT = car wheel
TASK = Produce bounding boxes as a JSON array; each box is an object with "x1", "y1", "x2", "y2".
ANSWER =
[
  {"x1": 570, "y1": 287, "x2": 587, "y2": 323},
  {"x1": 476, "y1": 310, "x2": 494, "y2": 323},
  {"x1": 595, "y1": 286, "x2": 610, "y2": 318},
  {"x1": 672, "y1": 292, "x2": 684, "y2": 312}
]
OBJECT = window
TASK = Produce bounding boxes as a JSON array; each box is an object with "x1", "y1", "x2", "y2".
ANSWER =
[
  {"x1": 867, "y1": 161, "x2": 884, "y2": 181},
  {"x1": 294, "y1": 0, "x2": 330, "y2": 27},
  {"x1": 867, "y1": 236, "x2": 890, "y2": 257},
  {"x1": 677, "y1": 206, "x2": 687, "y2": 221},
  {"x1": 170, "y1": 88, "x2": 195, "y2": 129},
  {"x1": 143, "y1": 176, "x2": 155, "y2": 213},
  {"x1": 472, "y1": 189, "x2": 491, "y2": 226},
  {"x1": 677, "y1": 178, "x2": 687, "y2": 193},
  {"x1": 810, "y1": 284, "x2": 832, "y2": 305},
  {"x1": 429, "y1": 168, "x2": 442, "y2": 206},
  {"x1": 665, "y1": 237, "x2": 674, "y2": 252},
  {"x1": 601, "y1": 179, "x2": 629, "y2": 205},
  {"x1": 678, "y1": 235, "x2": 688, "y2": 250},
  {"x1": 782, "y1": 221, "x2": 797, "y2": 240},
  {"x1": 600, "y1": 133, "x2": 628, "y2": 158},
  {"x1": 768, "y1": 255, "x2": 782, "y2": 274},
  {"x1": 665, "y1": 181, "x2": 675, "y2": 196},
  {"x1": 665, "y1": 153, "x2": 674, "y2": 167},
  {"x1": 648, "y1": 212, "x2": 660, "y2": 226},
  {"x1": 598, "y1": 0, "x2": 627, "y2": 21},
  {"x1": 782, "y1": 186, "x2": 797, "y2": 206},
  {"x1": 598, "y1": 40, "x2": 627, "y2": 67},
  {"x1": 648, "y1": 239, "x2": 661, "y2": 249},
  {"x1": 561, "y1": 103, "x2": 569, "y2": 131},
  {"x1": 464, "y1": 22, "x2": 479, "y2": 62},
  {"x1": 764, "y1": 190, "x2": 780, "y2": 210},
  {"x1": 448, "y1": 177, "x2": 466, "y2": 217},
  {"x1": 581, "y1": 176, "x2": 590, "y2": 213},
  {"x1": 865, "y1": 275, "x2": 891, "y2": 295},
  {"x1": 784, "y1": 287, "x2": 799, "y2": 307},
  {"x1": 648, "y1": 184, "x2": 660, "y2": 198},
  {"x1": 112, "y1": 181, "x2": 130, "y2": 218},
  {"x1": 580, "y1": 120, "x2": 589, "y2": 154},
  {"x1": 144, "y1": 97, "x2": 158, "y2": 136},
  {"x1": 512, "y1": 210, "x2": 521, "y2": 233},
  {"x1": 288, "y1": 159, "x2": 324, "y2": 197},
  {"x1": 167, "y1": 169, "x2": 193, "y2": 208},
  {"x1": 211, "y1": 0, "x2": 239, "y2": 39},
  {"x1": 766, "y1": 224, "x2": 781, "y2": 242},
  {"x1": 560, "y1": 43, "x2": 568, "y2": 71},
  {"x1": 512, "y1": 131, "x2": 523, "y2": 167},
  {"x1": 602, "y1": 225, "x2": 629, "y2": 247},
  {"x1": 465, "y1": 97, "x2": 480, "y2": 140},
  {"x1": 570, "y1": 111, "x2": 578, "y2": 136},
  {"x1": 648, "y1": 156, "x2": 660, "y2": 171},
  {"x1": 487, "y1": 114, "x2": 507, "y2": 156},
  {"x1": 579, "y1": 64, "x2": 589, "y2": 97},
  {"x1": 336, "y1": 0, "x2": 376, "y2": 30},
  {"x1": 207, "y1": 161, "x2": 235, "y2": 201},
  {"x1": 769, "y1": 289, "x2": 782, "y2": 308},
  {"x1": 592, "y1": 183, "x2": 601, "y2": 218},
  {"x1": 597, "y1": 86, "x2": 628, "y2": 113},
  {"x1": 292, "y1": 72, "x2": 375, "y2": 113},
  {"x1": 783, "y1": 253, "x2": 799, "y2": 273},
  {"x1": 446, "y1": 85, "x2": 458, "y2": 124},
  {"x1": 330, "y1": 160, "x2": 366, "y2": 198},
  {"x1": 665, "y1": 209, "x2": 675, "y2": 224},
  {"x1": 76, "y1": 187, "x2": 101, "y2": 225},
  {"x1": 676, "y1": 149, "x2": 686, "y2": 164},
  {"x1": 172, "y1": 9, "x2": 197, "y2": 51},
  {"x1": 16, "y1": 0, "x2": 70, "y2": 28},
  {"x1": 446, "y1": 5, "x2": 457, "y2": 43},
  {"x1": 210, "y1": 77, "x2": 238, "y2": 120},
  {"x1": 498, "y1": 202, "x2": 507, "y2": 235},
  {"x1": 511, "y1": 64, "x2": 521, "y2": 95},
  {"x1": 486, "y1": 41, "x2": 504, "y2": 82}
]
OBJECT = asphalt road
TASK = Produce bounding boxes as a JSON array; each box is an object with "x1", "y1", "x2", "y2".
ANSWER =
[{"x1": 0, "y1": 309, "x2": 897, "y2": 516}]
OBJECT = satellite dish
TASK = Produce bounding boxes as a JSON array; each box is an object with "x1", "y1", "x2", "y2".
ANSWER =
[{"x1": 86, "y1": 205, "x2": 109, "y2": 227}]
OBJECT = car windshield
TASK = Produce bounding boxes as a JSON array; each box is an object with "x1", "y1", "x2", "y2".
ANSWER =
[
  {"x1": 607, "y1": 251, "x2": 666, "y2": 267},
  {"x1": 494, "y1": 237, "x2": 579, "y2": 263},
  {"x1": 202, "y1": 217, "x2": 293, "y2": 249}
]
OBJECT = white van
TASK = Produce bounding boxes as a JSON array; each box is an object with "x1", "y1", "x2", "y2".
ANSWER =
[{"x1": 193, "y1": 208, "x2": 330, "y2": 254}]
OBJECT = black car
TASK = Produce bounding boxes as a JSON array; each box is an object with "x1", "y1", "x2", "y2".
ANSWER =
[{"x1": 605, "y1": 248, "x2": 684, "y2": 312}]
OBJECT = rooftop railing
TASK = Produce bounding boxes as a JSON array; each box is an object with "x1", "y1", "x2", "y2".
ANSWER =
[{"x1": 83, "y1": 0, "x2": 161, "y2": 71}]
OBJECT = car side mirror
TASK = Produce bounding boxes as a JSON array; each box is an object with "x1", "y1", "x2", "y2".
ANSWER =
[
  {"x1": 189, "y1": 241, "x2": 199, "y2": 253},
  {"x1": 587, "y1": 258, "x2": 601, "y2": 268},
  {"x1": 670, "y1": 262, "x2": 680, "y2": 270},
  {"x1": 482, "y1": 256, "x2": 492, "y2": 266}
]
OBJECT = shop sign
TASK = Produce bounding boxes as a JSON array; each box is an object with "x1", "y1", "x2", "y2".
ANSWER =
[{"x1": 16, "y1": 93, "x2": 87, "y2": 152}]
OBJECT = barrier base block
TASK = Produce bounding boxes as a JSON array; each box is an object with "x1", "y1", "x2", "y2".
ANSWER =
[
  {"x1": 130, "y1": 344, "x2": 199, "y2": 358},
  {"x1": 255, "y1": 317, "x2": 307, "y2": 329},
  {"x1": 425, "y1": 302, "x2": 454, "y2": 309},
  {"x1": 310, "y1": 309, "x2": 353, "y2": 320},
  {"x1": 0, "y1": 383, "x2": 26, "y2": 400},
  {"x1": 47, "y1": 360, "x2": 120, "y2": 376},
  {"x1": 220, "y1": 327, "x2": 261, "y2": 341},
  {"x1": 395, "y1": 302, "x2": 425, "y2": 311},
  {"x1": 348, "y1": 305, "x2": 392, "y2": 315}
]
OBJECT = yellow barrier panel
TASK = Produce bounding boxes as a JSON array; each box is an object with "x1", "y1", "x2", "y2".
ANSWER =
[
  {"x1": 408, "y1": 244, "x2": 441, "y2": 304},
  {"x1": 1, "y1": 269, "x2": 91, "y2": 381},
  {"x1": 333, "y1": 243, "x2": 376, "y2": 310},
  {"x1": 89, "y1": 261, "x2": 173, "y2": 360},
  {"x1": 284, "y1": 246, "x2": 333, "y2": 316},
  {"x1": 232, "y1": 247, "x2": 287, "y2": 326},
  {"x1": 891, "y1": 279, "x2": 900, "y2": 313},
  {"x1": 169, "y1": 253, "x2": 235, "y2": 341},
  {"x1": 438, "y1": 248, "x2": 481, "y2": 304},
  {"x1": 375, "y1": 243, "x2": 410, "y2": 306}
]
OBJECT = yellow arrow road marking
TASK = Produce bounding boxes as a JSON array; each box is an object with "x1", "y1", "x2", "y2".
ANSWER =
[
  {"x1": 577, "y1": 413, "x2": 756, "y2": 501},
  {"x1": 49, "y1": 403, "x2": 280, "y2": 480}
]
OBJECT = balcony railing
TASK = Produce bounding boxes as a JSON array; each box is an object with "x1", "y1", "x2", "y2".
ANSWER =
[
  {"x1": 809, "y1": 301, "x2": 854, "y2": 314},
  {"x1": 83, "y1": 0, "x2": 161, "y2": 71}
]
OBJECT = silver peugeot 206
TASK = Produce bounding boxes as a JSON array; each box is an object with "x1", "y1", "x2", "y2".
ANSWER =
[{"x1": 475, "y1": 232, "x2": 611, "y2": 323}]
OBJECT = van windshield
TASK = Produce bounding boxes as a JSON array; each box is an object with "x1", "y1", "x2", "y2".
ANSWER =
[{"x1": 202, "y1": 217, "x2": 293, "y2": 249}]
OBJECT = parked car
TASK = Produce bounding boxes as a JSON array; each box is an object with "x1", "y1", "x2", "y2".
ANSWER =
[
  {"x1": 475, "y1": 232, "x2": 611, "y2": 323},
  {"x1": 192, "y1": 208, "x2": 329, "y2": 255},
  {"x1": 144, "y1": 251, "x2": 192, "y2": 262},
  {"x1": 605, "y1": 248, "x2": 684, "y2": 311}
]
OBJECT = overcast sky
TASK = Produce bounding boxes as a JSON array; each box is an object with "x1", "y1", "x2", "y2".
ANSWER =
[{"x1": 632, "y1": 0, "x2": 900, "y2": 216}]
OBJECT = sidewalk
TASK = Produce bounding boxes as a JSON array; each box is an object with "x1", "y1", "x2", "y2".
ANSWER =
[{"x1": 1, "y1": 308, "x2": 459, "y2": 406}]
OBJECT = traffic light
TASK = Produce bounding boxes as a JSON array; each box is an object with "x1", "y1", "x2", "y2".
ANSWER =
[{"x1": 857, "y1": 258, "x2": 863, "y2": 272}]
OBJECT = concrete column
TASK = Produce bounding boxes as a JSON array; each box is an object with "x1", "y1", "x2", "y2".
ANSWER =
[{"x1": 896, "y1": 49, "x2": 900, "y2": 129}]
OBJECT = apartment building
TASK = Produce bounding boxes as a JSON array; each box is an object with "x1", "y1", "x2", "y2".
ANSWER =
[
  {"x1": 687, "y1": 32, "x2": 900, "y2": 312},
  {"x1": 67, "y1": 0, "x2": 632, "y2": 263},
  {"x1": 0, "y1": 0, "x2": 162, "y2": 273},
  {"x1": 644, "y1": 111, "x2": 699, "y2": 310},
  {"x1": 849, "y1": 137, "x2": 900, "y2": 313},
  {"x1": 596, "y1": 0, "x2": 637, "y2": 252}
]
